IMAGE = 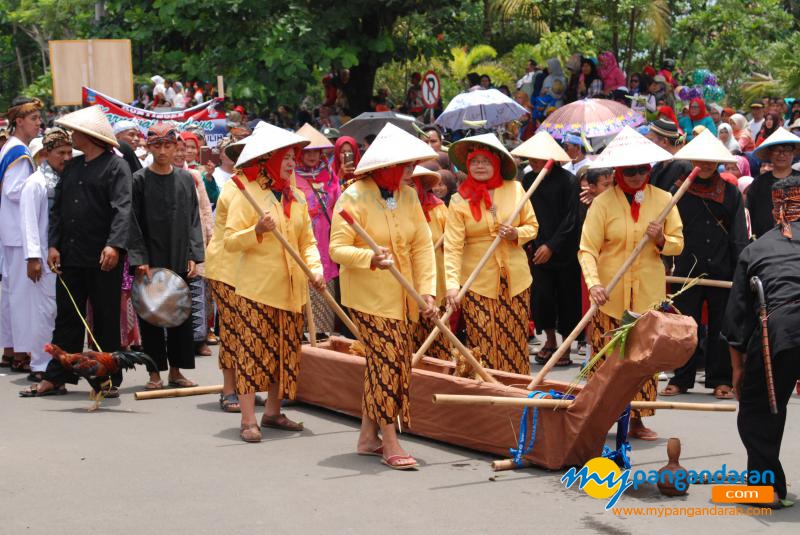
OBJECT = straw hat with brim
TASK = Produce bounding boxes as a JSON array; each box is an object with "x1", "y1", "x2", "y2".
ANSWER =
[
  {"x1": 28, "y1": 137, "x2": 44, "y2": 159},
  {"x1": 511, "y1": 130, "x2": 571, "y2": 163},
  {"x1": 588, "y1": 125, "x2": 672, "y2": 169},
  {"x1": 673, "y1": 129, "x2": 737, "y2": 164},
  {"x1": 449, "y1": 133, "x2": 517, "y2": 179},
  {"x1": 234, "y1": 121, "x2": 309, "y2": 169},
  {"x1": 355, "y1": 123, "x2": 437, "y2": 176},
  {"x1": 296, "y1": 123, "x2": 334, "y2": 150},
  {"x1": 753, "y1": 127, "x2": 800, "y2": 162},
  {"x1": 55, "y1": 105, "x2": 119, "y2": 148},
  {"x1": 789, "y1": 118, "x2": 800, "y2": 131},
  {"x1": 411, "y1": 165, "x2": 441, "y2": 191}
]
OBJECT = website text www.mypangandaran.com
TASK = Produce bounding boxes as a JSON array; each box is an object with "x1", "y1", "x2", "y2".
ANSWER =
[{"x1": 611, "y1": 506, "x2": 773, "y2": 517}]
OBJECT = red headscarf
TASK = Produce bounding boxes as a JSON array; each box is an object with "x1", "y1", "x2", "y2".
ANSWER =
[
  {"x1": 458, "y1": 149, "x2": 503, "y2": 221},
  {"x1": 688, "y1": 98, "x2": 709, "y2": 121},
  {"x1": 179, "y1": 132, "x2": 201, "y2": 156},
  {"x1": 614, "y1": 166, "x2": 650, "y2": 222},
  {"x1": 332, "y1": 136, "x2": 360, "y2": 179},
  {"x1": 372, "y1": 163, "x2": 406, "y2": 193},
  {"x1": 413, "y1": 176, "x2": 444, "y2": 222},
  {"x1": 241, "y1": 146, "x2": 296, "y2": 218}
]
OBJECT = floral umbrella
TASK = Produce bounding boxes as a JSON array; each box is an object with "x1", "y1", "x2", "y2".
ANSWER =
[{"x1": 538, "y1": 98, "x2": 644, "y2": 140}]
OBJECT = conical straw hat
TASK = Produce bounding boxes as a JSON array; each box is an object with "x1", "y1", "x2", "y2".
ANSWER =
[
  {"x1": 55, "y1": 105, "x2": 119, "y2": 147},
  {"x1": 28, "y1": 137, "x2": 44, "y2": 159},
  {"x1": 296, "y1": 123, "x2": 334, "y2": 150},
  {"x1": 234, "y1": 121, "x2": 309, "y2": 168},
  {"x1": 355, "y1": 123, "x2": 437, "y2": 175},
  {"x1": 753, "y1": 127, "x2": 800, "y2": 162},
  {"x1": 588, "y1": 125, "x2": 672, "y2": 169},
  {"x1": 511, "y1": 130, "x2": 571, "y2": 163},
  {"x1": 448, "y1": 133, "x2": 517, "y2": 179},
  {"x1": 673, "y1": 128, "x2": 736, "y2": 163},
  {"x1": 411, "y1": 165, "x2": 441, "y2": 191}
]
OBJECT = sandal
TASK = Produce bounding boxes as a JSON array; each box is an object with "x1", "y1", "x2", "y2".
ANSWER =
[
  {"x1": 0, "y1": 356, "x2": 12, "y2": 368},
  {"x1": 554, "y1": 355, "x2": 572, "y2": 367},
  {"x1": 195, "y1": 343, "x2": 212, "y2": 357},
  {"x1": 19, "y1": 384, "x2": 67, "y2": 397},
  {"x1": 168, "y1": 377, "x2": 198, "y2": 388},
  {"x1": 357, "y1": 445, "x2": 384, "y2": 457},
  {"x1": 10, "y1": 359, "x2": 31, "y2": 373},
  {"x1": 660, "y1": 384, "x2": 686, "y2": 396},
  {"x1": 27, "y1": 372, "x2": 44, "y2": 382},
  {"x1": 104, "y1": 386, "x2": 120, "y2": 399},
  {"x1": 206, "y1": 333, "x2": 220, "y2": 346},
  {"x1": 261, "y1": 412, "x2": 304, "y2": 431},
  {"x1": 629, "y1": 425, "x2": 659, "y2": 441},
  {"x1": 219, "y1": 393, "x2": 241, "y2": 413},
  {"x1": 381, "y1": 455, "x2": 419, "y2": 470},
  {"x1": 240, "y1": 423, "x2": 262, "y2": 443},
  {"x1": 145, "y1": 380, "x2": 164, "y2": 391},
  {"x1": 713, "y1": 385, "x2": 734, "y2": 400},
  {"x1": 534, "y1": 346, "x2": 555, "y2": 365}
]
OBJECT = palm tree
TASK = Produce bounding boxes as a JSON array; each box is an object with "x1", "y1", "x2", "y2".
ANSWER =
[
  {"x1": 448, "y1": 45, "x2": 514, "y2": 90},
  {"x1": 489, "y1": 0, "x2": 549, "y2": 34}
]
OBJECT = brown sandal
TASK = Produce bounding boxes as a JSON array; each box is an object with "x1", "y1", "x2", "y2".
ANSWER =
[
  {"x1": 240, "y1": 423, "x2": 262, "y2": 443},
  {"x1": 660, "y1": 384, "x2": 686, "y2": 396},
  {"x1": 713, "y1": 385, "x2": 734, "y2": 400},
  {"x1": 261, "y1": 412, "x2": 304, "y2": 431}
]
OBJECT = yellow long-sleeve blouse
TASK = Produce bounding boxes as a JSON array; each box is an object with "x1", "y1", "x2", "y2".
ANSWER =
[
  {"x1": 204, "y1": 179, "x2": 240, "y2": 287},
  {"x1": 578, "y1": 184, "x2": 684, "y2": 319},
  {"x1": 329, "y1": 177, "x2": 436, "y2": 322},
  {"x1": 428, "y1": 202, "x2": 448, "y2": 307},
  {"x1": 444, "y1": 179, "x2": 538, "y2": 299}
]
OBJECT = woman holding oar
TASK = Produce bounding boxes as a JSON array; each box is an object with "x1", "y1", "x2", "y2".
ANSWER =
[{"x1": 579, "y1": 127, "x2": 684, "y2": 440}]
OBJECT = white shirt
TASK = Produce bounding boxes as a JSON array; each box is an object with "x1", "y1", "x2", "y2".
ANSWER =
[
  {"x1": 749, "y1": 118, "x2": 764, "y2": 139},
  {"x1": 20, "y1": 169, "x2": 50, "y2": 263},
  {"x1": 164, "y1": 87, "x2": 177, "y2": 107},
  {"x1": 213, "y1": 167, "x2": 233, "y2": 190},
  {"x1": 0, "y1": 137, "x2": 34, "y2": 247},
  {"x1": 564, "y1": 157, "x2": 589, "y2": 175}
]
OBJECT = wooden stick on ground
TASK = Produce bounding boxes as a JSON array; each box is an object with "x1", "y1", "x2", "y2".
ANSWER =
[
  {"x1": 339, "y1": 209, "x2": 499, "y2": 384},
  {"x1": 305, "y1": 300, "x2": 317, "y2": 347},
  {"x1": 527, "y1": 166, "x2": 701, "y2": 390},
  {"x1": 231, "y1": 175, "x2": 364, "y2": 344},
  {"x1": 135, "y1": 385, "x2": 223, "y2": 400},
  {"x1": 665, "y1": 276, "x2": 732, "y2": 289},
  {"x1": 411, "y1": 160, "x2": 554, "y2": 366},
  {"x1": 432, "y1": 393, "x2": 737, "y2": 412}
]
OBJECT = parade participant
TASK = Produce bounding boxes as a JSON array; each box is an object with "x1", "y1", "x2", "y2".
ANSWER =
[
  {"x1": 331, "y1": 135, "x2": 360, "y2": 188},
  {"x1": 723, "y1": 176, "x2": 800, "y2": 508},
  {"x1": 224, "y1": 123, "x2": 324, "y2": 443},
  {"x1": 562, "y1": 131, "x2": 589, "y2": 175},
  {"x1": 0, "y1": 97, "x2": 41, "y2": 372},
  {"x1": 180, "y1": 131, "x2": 202, "y2": 169},
  {"x1": 747, "y1": 127, "x2": 800, "y2": 238},
  {"x1": 661, "y1": 131, "x2": 748, "y2": 399},
  {"x1": 579, "y1": 127, "x2": 684, "y2": 439},
  {"x1": 18, "y1": 128, "x2": 72, "y2": 381},
  {"x1": 294, "y1": 123, "x2": 340, "y2": 337},
  {"x1": 646, "y1": 118, "x2": 692, "y2": 192},
  {"x1": 329, "y1": 123, "x2": 437, "y2": 469},
  {"x1": 128, "y1": 123, "x2": 204, "y2": 390},
  {"x1": 511, "y1": 131, "x2": 575, "y2": 366},
  {"x1": 445, "y1": 133, "x2": 538, "y2": 375}
]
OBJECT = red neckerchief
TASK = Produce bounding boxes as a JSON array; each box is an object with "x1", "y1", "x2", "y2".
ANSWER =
[
  {"x1": 413, "y1": 177, "x2": 444, "y2": 222},
  {"x1": 372, "y1": 164, "x2": 405, "y2": 193},
  {"x1": 458, "y1": 149, "x2": 502, "y2": 221},
  {"x1": 614, "y1": 167, "x2": 650, "y2": 222},
  {"x1": 242, "y1": 146, "x2": 295, "y2": 218},
  {"x1": 689, "y1": 172, "x2": 726, "y2": 204}
]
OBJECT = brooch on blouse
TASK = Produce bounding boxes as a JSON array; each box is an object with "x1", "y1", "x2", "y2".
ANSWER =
[
  {"x1": 386, "y1": 196, "x2": 398, "y2": 211},
  {"x1": 634, "y1": 190, "x2": 645, "y2": 203}
]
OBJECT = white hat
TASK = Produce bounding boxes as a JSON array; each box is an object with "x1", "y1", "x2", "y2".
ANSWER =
[
  {"x1": 589, "y1": 126, "x2": 672, "y2": 168},
  {"x1": 28, "y1": 137, "x2": 44, "y2": 159},
  {"x1": 673, "y1": 128, "x2": 737, "y2": 163},
  {"x1": 113, "y1": 119, "x2": 139, "y2": 136},
  {"x1": 511, "y1": 130, "x2": 571, "y2": 163},
  {"x1": 55, "y1": 105, "x2": 119, "y2": 148},
  {"x1": 355, "y1": 123, "x2": 437, "y2": 176},
  {"x1": 150, "y1": 75, "x2": 165, "y2": 86},
  {"x1": 753, "y1": 127, "x2": 800, "y2": 162},
  {"x1": 234, "y1": 121, "x2": 309, "y2": 168},
  {"x1": 448, "y1": 133, "x2": 517, "y2": 179},
  {"x1": 737, "y1": 176, "x2": 754, "y2": 194},
  {"x1": 411, "y1": 165, "x2": 441, "y2": 190},
  {"x1": 296, "y1": 123, "x2": 334, "y2": 150}
]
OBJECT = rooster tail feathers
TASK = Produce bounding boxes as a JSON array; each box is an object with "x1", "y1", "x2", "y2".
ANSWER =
[{"x1": 113, "y1": 350, "x2": 157, "y2": 370}]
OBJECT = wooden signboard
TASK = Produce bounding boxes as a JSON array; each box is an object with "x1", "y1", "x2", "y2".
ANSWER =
[{"x1": 49, "y1": 39, "x2": 133, "y2": 105}]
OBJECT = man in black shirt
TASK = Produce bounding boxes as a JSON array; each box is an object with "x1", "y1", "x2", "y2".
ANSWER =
[
  {"x1": 747, "y1": 128, "x2": 800, "y2": 238},
  {"x1": 646, "y1": 118, "x2": 694, "y2": 193},
  {"x1": 723, "y1": 177, "x2": 800, "y2": 507},
  {"x1": 128, "y1": 123, "x2": 204, "y2": 390}
]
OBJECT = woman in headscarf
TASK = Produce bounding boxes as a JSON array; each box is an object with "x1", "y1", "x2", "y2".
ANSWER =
[
  {"x1": 541, "y1": 58, "x2": 566, "y2": 107},
  {"x1": 755, "y1": 112, "x2": 782, "y2": 147},
  {"x1": 729, "y1": 113, "x2": 755, "y2": 152},
  {"x1": 331, "y1": 135, "x2": 360, "y2": 189},
  {"x1": 224, "y1": 124, "x2": 325, "y2": 443},
  {"x1": 679, "y1": 98, "x2": 717, "y2": 140},
  {"x1": 329, "y1": 124, "x2": 438, "y2": 469},
  {"x1": 444, "y1": 134, "x2": 538, "y2": 376},
  {"x1": 598, "y1": 52, "x2": 627, "y2": 95},
  {"x1": 579, "y1": 128, "x2": 684, "y2": 440},
  {"x1": 717, "y1": 123, "x2": 741, "y2": 154}
]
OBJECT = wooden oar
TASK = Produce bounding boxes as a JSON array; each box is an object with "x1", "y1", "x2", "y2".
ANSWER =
[
  {"x1": 230, "y1": 175, "x2": 364, "y2": 344},
  {"x1": 305, "y1": 300, "x2": 317, "y2": 347},
  {"x1": 527, "y1": 166, "x2": 701, "y2": 390},
  {"x1": 411, "y1": 160, "x2": 554, "y2": 366},
  {"x1": 339, "y1": 209, "x2": 499, "y2": 384},
  {"x1": 665, "y1": 276, "x2": 732, "y2": 289},
  {"x1": 432, "y1": 393, "x2": 737, "y2": 412}
]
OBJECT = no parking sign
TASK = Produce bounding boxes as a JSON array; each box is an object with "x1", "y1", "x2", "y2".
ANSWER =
[{"x1": 421, "y1": 70, "x2": 441, "y2": 109}]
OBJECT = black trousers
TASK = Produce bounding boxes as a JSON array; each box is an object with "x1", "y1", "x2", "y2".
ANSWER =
[
  {"x1": 139, "y1": 315, "x2": 195, "y2": 372},
  {"x1": 531, "y1": 261, "x2": 581, "y2": 338},
  {"x1": 52, "y1": 264, "x2": 123, "y2": 386},
  {"x1": 669, "y1": 285, "x2": 731, "y2": 389},
  {"x1": 738, "y1": 348, "x2": 800, "y2": 499}
]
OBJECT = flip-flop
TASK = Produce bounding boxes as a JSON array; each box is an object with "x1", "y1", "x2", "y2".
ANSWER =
[
  {"x1": 713, "y1": 386, "x2": 734, "y2": 400},
  {"x1": 660, "y1": 384, "x2": 686, "y2": 397},
  {"x1": 381, "y1": 455, "x2": 419, "y2": 470},
  {"x1": 144, "y1": 380, "x2": 163, "y2": 391},
  {"x1": 19, "y1": 384, "x2": 67, "y2": 397},
  {"x1": 534, "y1": 347, "x2": 555, "y2": 365},
  {"x1": 168, "y1": 378, "x2": 198, "y2": 388},
  {"x1": 357, "y1": 446, "x2": 384, "y2": 457},
  {"x1": 629, "y1": 427, "x2": 659, "y2": 441},
  {"x1": 554, "y1": 356, "x2": 572, "y2": 367}
]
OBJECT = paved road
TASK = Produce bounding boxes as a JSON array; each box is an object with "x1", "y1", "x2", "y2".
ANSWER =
[{"x1": 2, "y1": 343, "x2": 797, "y2": 534}]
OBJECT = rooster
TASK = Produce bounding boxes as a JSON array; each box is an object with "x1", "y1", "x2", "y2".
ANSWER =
[{"x1": 43, "y1": 344, "x2": 156, "y2": 411}]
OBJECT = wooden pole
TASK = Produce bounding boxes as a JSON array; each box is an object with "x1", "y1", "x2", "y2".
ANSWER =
[
  {"x1": 665, "y1": 276, "x2": 732, "y2": 289},
  {"x1": 135, "y1": 385, "x2": 223, "y2": 400},
  {"x1": 305, "y1": 299, "x2": 317, "y2": 347},
  {"x1": 411, "y1": 160, "x2": 554, "y2": 366},
  {"x1": 433, "y1": 234, "x2": 445, "y2": 250},
  {"x1": 339, "y1": 209, "x2": 499, "y2": 384},
  {"x1": 217, "y1": 75, "x2": 225, "y2": 99},
  {"x1": 231, "y1": 175, "x2": 364, "y2": 344},
  {"x1": 432, "y1": 393, "x2": 737, "y2": 412},
  {"x1": 527, "y1": 166, "x2": 701, "y2": 390},
  {"x1": 492, "y1": 459, "x2": 532, "y2": 471}
]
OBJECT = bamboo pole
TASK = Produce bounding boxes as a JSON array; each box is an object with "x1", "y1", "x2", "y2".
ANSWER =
[
  {"x1": 305, "y1": 299, "x2": 317, "y2": 347},
  {"x1": 432, "y1": 394, "x2": 737, "y2": 412},
  {"x1": 230, "y1": 175, "x2": 364, "y2": 344},
  {"x1": 411, "y1": 160, "x2": 554, "y2": 366},
  {"x1": 666, "y1": 276, "x2": 732, "y2": 289},
  {"x1": 527, "y1": 166, "x2": 701, "y2": 390},
  {"x1": 339, "y1": 209, "x2": 499, "y2": 384},
  {"x1": 492, "y1": 459, "x2": 531, "y2": 471},
  {"x1": 135, "y1": 385, "x2": 223, "y2": 400},
  {"x1": 434, "y1": 234, "x2": 445, "y2": 250}
]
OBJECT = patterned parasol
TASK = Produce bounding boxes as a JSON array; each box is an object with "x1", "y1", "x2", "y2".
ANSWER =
[{"x1": 538, "y1": 98, "x2": 644, "y2": 140}]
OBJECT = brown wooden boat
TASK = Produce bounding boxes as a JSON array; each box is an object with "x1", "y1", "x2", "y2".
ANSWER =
[{"x1": 296, "y1": 311, "x2": 697, "y2": 470}]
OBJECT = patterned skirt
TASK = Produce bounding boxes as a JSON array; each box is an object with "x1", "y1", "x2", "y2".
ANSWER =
[
  {"x1": 308, "y1": 279, "x2": 336, "y2": 334},
  {"x1": 461, "y1": 276, "x2": 531, "y2": 375},
  {"x1": 207, "y1": 280, "x2": 239, "y2": 371},
  {"x1": 349, "y1": 309, "x2": 413, "y2": 427},
  {"x1": 588, "y1": 310, "x2": 657, "y2": 418},
  {"x1": 233, "y1": 296, "x2": 303, "y2": 397},
  {"x1": 189, "y1": 276, "x2": 207, "y2": 343},
  {"x1": 411, "y1": 308, "x2": 452, "y2": 362}
]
